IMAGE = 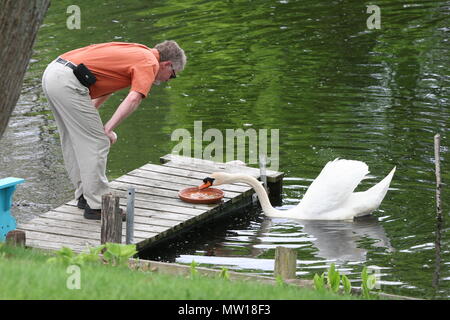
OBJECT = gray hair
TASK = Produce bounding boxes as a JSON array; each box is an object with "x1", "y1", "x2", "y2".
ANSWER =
[{"x1": 154, "y1": 40, "x2": 187, "y2": 72}]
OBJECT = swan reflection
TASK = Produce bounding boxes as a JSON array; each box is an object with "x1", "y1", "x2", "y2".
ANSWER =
[
  {"x1": 176, "y1": 213, "x2": 393, "y2": 270},
  {"x1": 269, "y1": 215, "x2": 393, "y2": 262}
]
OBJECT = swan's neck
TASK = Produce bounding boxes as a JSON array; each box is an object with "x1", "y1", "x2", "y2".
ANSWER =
[{"x1": 229, "y1": 174, "x2": 280, "y2": 216}]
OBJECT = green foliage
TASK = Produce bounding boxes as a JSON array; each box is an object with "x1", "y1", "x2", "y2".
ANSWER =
[
  {"x1": 1, "y1": 245, "x2": 362, "y2": 299},
  {"x1": 361, "y1": 266, "x2": 379, "y2": 299},
  {"x1": 313, "y1": 263, "x2": 348, "y2": 295},
  {"x1": 46, "y1": 247, "x2": 79, "y2": 266},
  {"x1": 190, "y1": 260, "x2": 199, "y2": 278},
  {"x1": 327, "y1": 263, "x2": 341, "y2": 293},
  {"x1": 313, "y1": 264, "x2": 380, "y2": 299},
  {"x1": 313, "y1": 273, "x2": 325, "y2": 291},
  {"x1": 46, "y1": 243, "x2": 137, "y2": 267},
  {"x1": 341, "y1": 274, "x2": 352, "y2": 295},
  {"x1": 102, "y1": 243, "x2": 137, "y2": 267},
  {"x1": 219, "y1": 267, "x2": 230, "y2": 281},
  {"x1": 275, "y1": 275, "x2": 287, "y2": 287}
]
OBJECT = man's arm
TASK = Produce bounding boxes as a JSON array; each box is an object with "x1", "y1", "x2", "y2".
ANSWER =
[
  {"x1": 92, "y1": 94, "x2": 111, "y2": 109},
  {"x1": 104, "y1": 90, "x2": 143, "y2": 143}
]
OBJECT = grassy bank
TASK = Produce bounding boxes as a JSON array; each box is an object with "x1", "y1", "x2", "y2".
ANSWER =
[{"x1": 0, "y1": 244, "x2": 361, "y2": 300}]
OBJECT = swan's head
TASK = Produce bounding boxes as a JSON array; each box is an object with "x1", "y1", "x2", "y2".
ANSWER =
[{"x1": 198, "y1": 172, "x2": 232, "y2": 189}]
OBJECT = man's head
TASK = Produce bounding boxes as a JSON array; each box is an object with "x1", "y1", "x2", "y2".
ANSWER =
[{"x1": 154, "y1": 40, "x2": 186, "y2": 82}]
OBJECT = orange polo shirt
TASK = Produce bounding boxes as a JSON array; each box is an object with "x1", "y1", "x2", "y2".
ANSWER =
[{"x1": 60, "y1": 42, "x2": 160, "y2": 99}]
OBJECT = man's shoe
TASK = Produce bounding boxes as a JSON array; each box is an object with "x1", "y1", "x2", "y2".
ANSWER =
[
  {"x1": 83, "y1": 205, "x2": 101, "y2": 220},
  {"x1": 84, "y1": 205, "x2": 126, "y2": 221},
  {"x1": 77, "y1": 194, "x2": 87, "y2": 209}
]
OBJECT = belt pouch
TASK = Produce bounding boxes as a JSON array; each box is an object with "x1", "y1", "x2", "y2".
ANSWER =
[{"x1": 73, "y1": 63, "x2": 97, "y2": 87}]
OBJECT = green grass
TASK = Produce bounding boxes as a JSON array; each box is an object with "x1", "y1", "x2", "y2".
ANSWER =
[{"x1": 0, "y1": 244, "x2": 361, "y2": 300}]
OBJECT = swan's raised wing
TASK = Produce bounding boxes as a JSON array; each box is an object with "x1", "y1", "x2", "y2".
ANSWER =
[{"x1": 298, "y1": 159, "x2": 369, "y2": 217}]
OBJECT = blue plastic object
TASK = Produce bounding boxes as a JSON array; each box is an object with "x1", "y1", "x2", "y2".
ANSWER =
[{"x1": 0, "y1": 177, "x2": 25, "y2": 241}]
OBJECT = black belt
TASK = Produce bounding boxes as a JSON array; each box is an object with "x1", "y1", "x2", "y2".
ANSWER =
[{"x1": 56, "y1": 57, "x2": 77, "y2": 71}]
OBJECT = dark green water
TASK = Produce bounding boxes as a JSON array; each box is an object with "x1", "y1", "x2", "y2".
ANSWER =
[{"x1": 0, "y1": 0, "x2": 448, "y2": 299}]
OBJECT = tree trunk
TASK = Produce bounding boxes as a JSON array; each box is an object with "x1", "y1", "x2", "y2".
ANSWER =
[{"x1": 0, "y1": 0, "x2": 50, "y2": 139}]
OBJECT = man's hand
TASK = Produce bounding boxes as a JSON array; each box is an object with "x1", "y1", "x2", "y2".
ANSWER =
[{"x1": 105, "y1": 130, "x2": 117, "y2": 144}]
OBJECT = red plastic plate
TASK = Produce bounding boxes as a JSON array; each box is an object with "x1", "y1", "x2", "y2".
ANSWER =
[{"x1": 178, "y1": 187, "x2": 224, "y2": 204}]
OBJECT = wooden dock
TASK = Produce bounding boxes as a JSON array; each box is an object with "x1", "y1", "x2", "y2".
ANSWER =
[{"x1": 17, "y1": 154, "x2": 283, "y2": 253}]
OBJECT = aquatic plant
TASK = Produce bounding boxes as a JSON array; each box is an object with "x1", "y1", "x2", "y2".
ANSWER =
[{"x1": 314, "y1": 263, "x2": 378, "y2": 298}]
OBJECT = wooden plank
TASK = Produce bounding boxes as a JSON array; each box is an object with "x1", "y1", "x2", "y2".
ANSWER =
[
  {"x1": 110, "y1": 178, "x2": 237, "y2": 201},
  {"x1": 22, "y1": 201, "x2": 220, "y2": 251},
  {"x1": 36, "y1": 207, "x2": 181, "y2": 228},
  {"x1": 115, "y1": 174, "x2": 252, "y2": 204},
  {"x1": 116, "y1": 174, "x2": 246, "y2": 197},
  {"x1": 25, "y1": 237, "x2": 88, "y2": 253},
  {"x1": 162, "y1": 160, "x2": 268, "y2": 186},
  {"x1": 19, "y1": 229, "x2": 100, "y2": 248},
  {"x1": 118, "y1": 198, "x2": 206, "y2": 216},
  {"x1": 139, "y1": 163, "x2": 251, "y2": 188},
  {"x1": 162, "y1": 160, "x2": 260, "y2": 181},
  {"x1": 160, "y1": 160, "x2": 260, "y2": 177},
  {"x1": 126, "y1": 168, "x2": 250, "y2": 194},
  {"x1": 111, "y1": 185, "x2": 227, "y2": 210},
  {"x1": 28, "y1": 216, "x2": 169, "y2": 234},
  {"x1": 18, "y1": 221, "x2": 155, "y2": 242},
  {"x1": 27, "y1": 203, "x2": 223, "y2": 252},
  {"x1": 64, "y1": 198, "x2": 206, "y2": 216},
  {"x1": 136, "y1": 192, "x2": 255, "y2": 250},
  {"x1": 111, "y1": 176, "x2": 242, "y2": 200},
  {"x1": 51, "y1": 204, "x2": 198, "y2": 223},
  {"x1": 160, "y1": 154, "x2": 284, "y2": 182}
]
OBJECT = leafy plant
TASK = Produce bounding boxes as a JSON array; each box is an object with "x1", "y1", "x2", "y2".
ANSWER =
[
  {"x1": 361, "y1": 266, "x2": 378, "y2": 299},
  {"x1": 327, "y1": 263, "x2": 340, "y2": 293},
  {"x1": 313, "y1": 272, "x2": 325, "y2": 291},
  {"x1": 47, "y1": 246, "x2": 78, "y2": 266},
  {"x1": 47, "y1": 243, "x2": 137, "y2": 267},
  {"x1": 341, "y1": 274, "x2": 352, "y2": 295},
  {"x1": 219, "y1": 267, "x2": 230, "y2": 280},
  {"x1": 190, "y1": 260, "x2": 199, "y2": 278},
  {"x1": 313, "y1": 263, "x2": 351, "y2": 295},
  {"x1": 275, "y1": 275, "x2": 287, "y2": 287},
  {"x1": 102, "y1": 243, "x2": 137, "y2": 267},
  {"x1": 313, "y1": 264, "x2": 380, "y2": 298}
]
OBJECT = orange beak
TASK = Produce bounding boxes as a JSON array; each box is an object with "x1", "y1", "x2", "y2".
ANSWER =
[{"x1": 198, "y1": 181, "x2": 212, "y2": 190}]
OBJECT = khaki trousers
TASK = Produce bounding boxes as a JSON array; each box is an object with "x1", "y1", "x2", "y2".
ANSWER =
[{"x1": 42, "y1": 60, "x2": 110, "y2": 209}]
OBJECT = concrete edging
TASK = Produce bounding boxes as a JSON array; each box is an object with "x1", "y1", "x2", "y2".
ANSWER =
[{"x1": 128, "y1": 258, "x2": 420, "y2": 300}]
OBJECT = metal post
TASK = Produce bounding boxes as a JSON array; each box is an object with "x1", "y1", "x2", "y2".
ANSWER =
[
  {"x1": 126, "y1": 187, "x2": 135, "y2": 244},
  {"x1": 434, "y1": 134, "x2": 443, "y2": 219},
  {"x1": 433, "y1": 134, "x2": 443, "y2": 289},
  {"x1": 259, "y1": 153, "x2": 269, "y2": 194}
]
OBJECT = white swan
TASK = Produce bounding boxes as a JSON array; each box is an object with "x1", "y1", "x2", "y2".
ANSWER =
[{"x1": 199, "y1": 159, "x2": 396, "y2": 220}]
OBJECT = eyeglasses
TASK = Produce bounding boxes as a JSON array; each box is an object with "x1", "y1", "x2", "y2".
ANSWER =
[{"x1": 170, "y1": 65, "x2": 177, "y2": 79}]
